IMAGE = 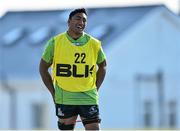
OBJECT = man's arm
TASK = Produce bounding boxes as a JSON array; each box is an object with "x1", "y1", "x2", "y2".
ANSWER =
[
  {"x1": 39, "y1": 58, "x2": 55, "y2": 103},
  {"x1": 96, "y1": 60, "x2": 107, "y2": 91}
]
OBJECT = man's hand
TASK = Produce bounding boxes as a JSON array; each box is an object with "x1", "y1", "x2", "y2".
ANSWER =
[
  {"x1": 39, "y1": 59, "x2": 55, "y2": 103},
  {"x1": 96, "y1": 60, "x2": 106, "y2": 91}
]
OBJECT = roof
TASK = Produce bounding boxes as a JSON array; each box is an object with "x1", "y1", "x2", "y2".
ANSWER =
[{"x1": 0, "y1": 5, "x2": 165, "y2": 79}]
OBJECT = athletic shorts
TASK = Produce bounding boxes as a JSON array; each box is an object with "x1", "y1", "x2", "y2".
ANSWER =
[{"x1": 55, "y1": 104, "x2": 100, "y2": 119}]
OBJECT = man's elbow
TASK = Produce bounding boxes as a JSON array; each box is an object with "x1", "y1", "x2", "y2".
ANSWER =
[
  {"x1": 39, "y1": 59, "x2": 48, "y2": 75},
  {"x1": 98, "y1": 60, "x2": 107, "y2": 70}
]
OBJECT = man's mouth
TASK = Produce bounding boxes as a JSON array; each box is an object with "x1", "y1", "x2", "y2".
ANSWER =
[{"x1": 76, "y1": 25, "x2": 83, "y2": 31}]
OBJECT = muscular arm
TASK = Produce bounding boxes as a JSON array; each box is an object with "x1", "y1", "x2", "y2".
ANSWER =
[
  {"x1": 96, "y1": 60, "x2": 107, "y2": 91},
  {"x1": 39, "y1": 58, "x2": 55, "y2": 102}
]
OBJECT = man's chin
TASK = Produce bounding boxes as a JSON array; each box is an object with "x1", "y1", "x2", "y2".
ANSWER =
[{"x1": 76, "y1": 30, "x2": 84, "y2": 35}]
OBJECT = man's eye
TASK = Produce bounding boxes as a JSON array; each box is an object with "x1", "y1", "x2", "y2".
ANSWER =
[
  {"x1": 74, "y1": 17, "x2": 81, "y2": 20},
  {"x1": 83, "y1": 19, "x2": 86, "y2": 22}
]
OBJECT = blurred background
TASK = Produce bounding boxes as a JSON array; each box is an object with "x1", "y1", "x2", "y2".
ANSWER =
[{"x1": 0, "y1": 0, "x2": 180, "y2": 130}]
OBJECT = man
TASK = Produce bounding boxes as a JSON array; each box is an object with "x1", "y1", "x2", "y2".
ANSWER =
[{"x1": 39, "y1": 8, "x2": 106, "y2": 130}]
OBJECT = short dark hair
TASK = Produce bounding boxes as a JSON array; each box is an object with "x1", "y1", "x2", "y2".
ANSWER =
[{"x1": 68, "y1": 8, "x2": 87, "y2": 20}]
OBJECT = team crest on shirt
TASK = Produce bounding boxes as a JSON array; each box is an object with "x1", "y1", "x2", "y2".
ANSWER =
[
  {"x1": 89, "y1": 106, "x2": 98, "y2": 115},
  {"x1": 58, "y1": 107, "x2": 64, "y2": 116},
  {"x1": 73, "y1": 42, "x2": 80, "y2": 46}
]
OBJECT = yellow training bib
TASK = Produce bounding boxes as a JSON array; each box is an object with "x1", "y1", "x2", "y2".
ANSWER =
[{"x1": 52, "y1": 33, "x2": 101, "y2": 92}]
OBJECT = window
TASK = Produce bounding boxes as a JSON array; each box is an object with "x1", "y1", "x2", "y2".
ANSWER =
[
  {"x1": 143, "y1": 100, "x2": 153, "y2": 127},
  {"x1": 32, "y1": 103, "x2": 45, "y2": 129},
  {"x1": 89, "y1": 24, "x2": 113, "y2": 41},
  {"x1": 2, "y1": 28, "x2": 26, "y2": 46},
  {"x1": 168, "y1": 101, "x2": 177, "y2": 128},
  {"x1": 57, "y1": 10, "x2": 71, "y2": 23},
  {"x1": 28, "y1": 27, "x2": 53, "y2": 46}
]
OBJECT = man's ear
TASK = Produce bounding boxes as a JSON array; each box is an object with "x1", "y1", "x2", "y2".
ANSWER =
[{"x1": 68, "y1": 19, "x2": 70, "y2": 27}]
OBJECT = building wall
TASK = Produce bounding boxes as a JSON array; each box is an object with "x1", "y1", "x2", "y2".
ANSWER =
[
  {"x1": 100, "y1": 8, "x2": 180, "y2": 129},
  {"x1": 0, "y1": 7, "x2": 180, "y2": 129}
]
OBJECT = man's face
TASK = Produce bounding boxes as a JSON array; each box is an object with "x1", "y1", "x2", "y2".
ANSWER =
[{"x1": 68, "y1": 12, "x2": 87, "y2": 35}]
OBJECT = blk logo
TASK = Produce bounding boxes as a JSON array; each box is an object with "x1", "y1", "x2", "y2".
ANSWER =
[{"x1": 56, "y1": 64, "x2": 94, "y2": 78}]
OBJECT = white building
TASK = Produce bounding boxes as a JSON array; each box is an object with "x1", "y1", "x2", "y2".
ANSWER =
[
  {"x1": 0, "y1": 5, "x2": 179, "y2": 129},
  {"x1": 101, "y1": 6, "x2": 180, "y2": 129}
]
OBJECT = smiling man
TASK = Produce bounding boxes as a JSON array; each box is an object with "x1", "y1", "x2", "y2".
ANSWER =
[{"x1": 39, "y1": 8, "x2": 106, "y2": 130}]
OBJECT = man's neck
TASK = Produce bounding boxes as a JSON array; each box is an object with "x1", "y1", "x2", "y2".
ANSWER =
[{"x1": 67, "y1": 30, "x2": 83, "y2": 40}]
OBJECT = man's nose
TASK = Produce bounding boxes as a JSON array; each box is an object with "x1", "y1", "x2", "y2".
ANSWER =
[{"x1": 78, "y1": 19, "x2": 85, "y2": 25}]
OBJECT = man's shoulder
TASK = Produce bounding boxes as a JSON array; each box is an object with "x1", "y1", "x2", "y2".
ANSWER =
[
  {"x1": 54, "y1": 32, "x2": 66, "y2": 40},
  {"x1": 85, "y1": 32, "x2": 101, "y2": 43}
]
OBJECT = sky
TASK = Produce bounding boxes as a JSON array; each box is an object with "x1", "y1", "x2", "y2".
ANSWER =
[{"x1": 0, "y1": 0, "x2": 179, "y2": 17}]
